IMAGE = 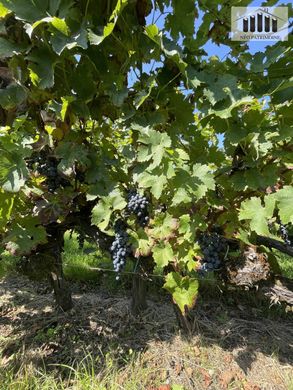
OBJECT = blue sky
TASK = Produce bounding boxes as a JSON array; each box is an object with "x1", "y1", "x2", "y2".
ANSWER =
[{"x1": 128, "y1": 0, "x2": 291, "y2": 86}]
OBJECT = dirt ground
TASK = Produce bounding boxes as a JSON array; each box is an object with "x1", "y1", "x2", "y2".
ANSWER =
[{"x1": 0, "y1": 274, "x2": 292, "y2": 390}]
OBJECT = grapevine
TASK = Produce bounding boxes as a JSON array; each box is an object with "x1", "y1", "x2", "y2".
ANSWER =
[{"x1": 0, "y1": 0, "x2": 292, "y2": 314}]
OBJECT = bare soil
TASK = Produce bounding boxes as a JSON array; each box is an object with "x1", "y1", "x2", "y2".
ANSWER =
[{"x1": 0, "y1": 274, "x2": 292, "y2": 389}]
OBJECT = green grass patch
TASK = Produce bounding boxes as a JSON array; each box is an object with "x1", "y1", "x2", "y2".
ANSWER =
[
  {"x1": 63, "y1": 232, "x2": 133, "y2": 292},
  {"x1": 0, "y1": 352, "x2": 160, "y2": 390},
  {"x1": 62, "y1": 231, "x2": 106, "y2": 282},
  {"x1": 0, "y1": 251, "x2": 17, "y2": 278},
  {"x1": 276, "y1": 252, "x2": 293, "y2": 279}
]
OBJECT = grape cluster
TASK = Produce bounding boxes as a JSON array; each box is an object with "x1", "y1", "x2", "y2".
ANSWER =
[
  {"x1": 110, "y1": 220, "x2": 132, "y2": 279},
  {"x1": 279, "y1": 223, "x2": 292, "y2": 246},
  {"x1": 26, "y1": 151, "x2": 68, "y2": 193},
  {"x1": 197, "y1": 233, "x2": 227, "y2": 274},
  {"x1": 127, "y1": 189, "x2": 149, "y2": 227}
]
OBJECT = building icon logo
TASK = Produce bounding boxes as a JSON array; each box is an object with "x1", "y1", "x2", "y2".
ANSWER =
[{"x1": 231, "y1": 7, "x2": 288, "y2": 41}]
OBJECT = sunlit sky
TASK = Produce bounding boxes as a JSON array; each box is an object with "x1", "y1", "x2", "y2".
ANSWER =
[{"x1": 128, "y1": 0, "x2": 291, "y2": 85}]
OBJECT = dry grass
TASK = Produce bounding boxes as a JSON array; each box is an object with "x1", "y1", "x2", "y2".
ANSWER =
[{"x1": 0, "y1": 274, "x2": 292, "y2": 390}]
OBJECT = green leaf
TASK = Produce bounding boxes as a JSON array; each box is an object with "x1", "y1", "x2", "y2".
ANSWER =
[
  {"x1": 60, "y1": 96, "x2": 74, "y2": 121},
  {"x1": 0, "y1": 2, "x2": 10, "y2": 18},
  {"x1": 145, "y1": 24, "x2": 160, "y2": 42},
  {"x1": 0, "y1": 84, "x2": 27, "y2": 109},
  {"x1": 152, "y1": 242, "x2": 174, "y2": 269},
  {"x1": 137, "y1": 128, "x2": 171, "y2": 168},
  {"x1": 208, "y1": 96, "x2": 254, "y2": 119},
  {"x1": 135, "y1": 171, "x2": 167, "y2": 199},
  {"x1": 172, "y1": 164, "x2": 215, "y2": 206},
  {"x1": 27, "y1": 46, "x2": 57, "y2": 89},
  {"x1": 145, "y1": 24, "x2": 186, "y2": 73},
  {"x1": 165, "y1": 0, "x2": 196, "y2": 39},
  {"x1": 0, "y1": 190, "x2": 15, "y2": 231},
  {"x1": 70, "y1": 59, "x2": 97, "y2": 100},
  {"x1": 239, "y1": 196, "x2": 275, "y2": 235},
  {"x1": 272, "y1": 186, "x2": 293, "y2": 224},
  {"x1": 55, "y1": 141, "x2": 90, "y2": 172},
  {"x1": 130, "y1": 228, "x2": 153, "y2": 257},
  {"x1": 0, "y1": 151, "x2": 28, "y2": 192},
  {"x1": 51, "y1": 17, "x2": 70, "y2": 36},
  {"x1": 0, "y1": 37, "x2": 27, "y2": 58},
  {"x1": 51, "y1": 26, "x2": 88, "y2": 55},
  {"x1": 134, "y1": 76, "x2": 156, "y2": 109},
  {"x1": 88, "y1": 0, "x2": 128, "y2": 46},
  {"x1": 4, "y1": 216, "x2": 47, "y2": 255},
  {"x1": 91, "y1": 188, "x2": 127, "y2": 230},
  {"x1": 1, "y1": 0, "x2": 48, "y2": 22},
  {"x1": 164, "y1": 272, "x2": 199, "y2": 314}
]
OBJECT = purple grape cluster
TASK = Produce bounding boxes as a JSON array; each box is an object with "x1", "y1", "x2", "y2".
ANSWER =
[
  {"x1": 26, "y1": 151, "x2": 68, "y2": 193},
  {"x1": 197, "y1": 233, "x2": 227, "y2": 274},
  {"x1": 127, "y1": 190, "x2": 149, "y2": 227},
  {"x1": 110, "y1": 220, "x2": 132, "y2": 279}
]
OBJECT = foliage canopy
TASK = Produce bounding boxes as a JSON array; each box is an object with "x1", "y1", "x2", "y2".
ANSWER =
[{"x1": 0, "y1": 0, "x2": 292, "y2": 311}]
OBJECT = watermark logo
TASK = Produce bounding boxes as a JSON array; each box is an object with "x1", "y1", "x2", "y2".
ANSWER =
[{"x1": 231, "y1": 7, "x2": 288, "y2": 41}]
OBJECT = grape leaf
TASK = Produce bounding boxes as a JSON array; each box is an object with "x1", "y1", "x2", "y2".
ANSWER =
[
  {"x1": 91, "y1": 189, "x2": 127, "y2": 230},
  {"x1": 164, "y1": 272, "x2": 199, "y2": 314},
  {"x1": 152, "y1": 242, "x2": 174, "y2": 269},
  {"x1": 239, "y1": 196, "x2": 275, "y2": 235},
  {"x1": 172, "y1": 164, "x2": 215, "y2": 206},
  {"x1": 0, "y1": 84, "x2": 27, "y2": 109},
  {"x1": 4, "y1": 216, "x2": 47, "y2": 255},
  {"x1": 27, "y1": 46, "x2": 57, "y2": 89},
  {"x1": 0, "y1": 37, "x2": 27, "y2": 58},
  {"x1": 0, "y1": 190, "x2": 15, "y2": 230},
  {"x1": 137, "y1": 128, "x2": 171, "y2": 168},
  {"x1": 272, "y1": 186, "x2": 293, "y2": 224},
  {"x1": 56, "y1": 141, "x2": 90, "y2": 171},
  {"x1": 88, "y1": 0, "x2": 128, "y2": 46},
  {"x1": 151, "y1": 213, "x2": 178, "y2": 240},
  {"x1": 0, "y1": 151, "x2": 28, "y2": 192}
]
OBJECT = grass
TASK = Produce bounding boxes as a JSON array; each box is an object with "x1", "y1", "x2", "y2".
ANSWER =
[
  {"x1": 0, "y1": 336, "x2": 292, "y2": 390},
  {"x1": 0, "y1": 352, "x2": 161, "y2": 390},
  {"x1": 0, "y1": 252, "x2": 17, "y2": 279},
  {"x1": 275, "y1": 251, "x2": 293, "y2": 279},
  {"x1": 62, "y1": 231, "x2": 107, "y2": 282},
  {"x1": 62, "y1": 232, "x2": 138, "y2": 292}
]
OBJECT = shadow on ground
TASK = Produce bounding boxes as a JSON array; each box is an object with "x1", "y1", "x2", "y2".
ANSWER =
[{"x1": 0, "y1": 274, "x2": 292, "y2": 388}]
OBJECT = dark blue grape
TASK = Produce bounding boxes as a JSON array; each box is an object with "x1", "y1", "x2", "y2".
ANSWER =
[
  {"x1": 127, "y1": 190, "x2": 150, "y2": 227},
  {"x1": 110, "y1": 220, "x2": 131, "y2": 278},
  {"x1": 197, "y1": 232, "x2": 227, "y2": 275}
]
